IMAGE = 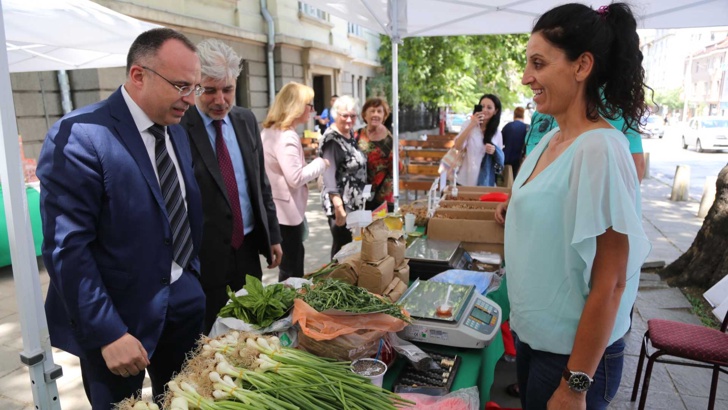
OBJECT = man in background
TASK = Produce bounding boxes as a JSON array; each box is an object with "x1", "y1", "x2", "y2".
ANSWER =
[
  {"x1": 316, "y1": 94, "x2": 338, "y2": 133},
  {"x1": 38, "y1": 28, "x2": 206, "y2": 408},
  {"x1": 501, "y1": 106, "x2": 528, "y2": 177},
  {"x1": 182, "y1": 39, "x2": 282, "y2": 333}
]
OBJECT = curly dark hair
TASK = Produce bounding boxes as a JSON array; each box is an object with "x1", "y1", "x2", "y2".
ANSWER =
[{"x1": 533, "y1": 3, "x2": 650, "y2": 133}]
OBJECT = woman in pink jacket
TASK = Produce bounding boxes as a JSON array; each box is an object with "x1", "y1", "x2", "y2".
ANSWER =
[{"x1": 262, "y1": 82, "x2": 329, "y2": 281}]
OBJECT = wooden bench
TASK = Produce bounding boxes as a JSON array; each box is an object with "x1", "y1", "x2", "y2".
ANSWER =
[{"x1": 399, "y1": 136, "x2": 455, "y2": 196}]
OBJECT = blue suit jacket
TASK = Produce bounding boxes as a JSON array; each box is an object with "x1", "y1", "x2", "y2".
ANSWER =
[{"x1": 37, "y1": 87, "x2": 204, "y2": 359}]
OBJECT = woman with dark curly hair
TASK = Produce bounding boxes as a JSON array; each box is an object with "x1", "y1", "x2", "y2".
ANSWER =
[{"x1": 494, "y1": 4, "x2": 651, "y2": 409}]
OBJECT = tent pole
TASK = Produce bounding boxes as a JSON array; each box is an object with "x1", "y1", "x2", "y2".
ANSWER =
[
  {"x1": 0, "y1": 1, "x2": 62, "y2": 407},
  {"x1": 392, "y1": 37, "x2": 400, "y2": 211},
  {"x1": 391, "y1": 0, "x2": 400, "y2": 211}
]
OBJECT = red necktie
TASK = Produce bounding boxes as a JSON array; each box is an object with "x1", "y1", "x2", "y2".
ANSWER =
[{"x1": 213, "y1": 120, "x2": 244, "y2": 249}]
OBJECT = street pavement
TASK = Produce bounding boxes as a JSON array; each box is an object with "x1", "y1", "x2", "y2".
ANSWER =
[{"x1": 0, "y1": 170, "x2": 726, "y2": 409}]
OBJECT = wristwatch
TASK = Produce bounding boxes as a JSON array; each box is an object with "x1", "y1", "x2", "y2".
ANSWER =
[{"x1": 562, "y1": 367, "x2": 594, "y2": 393}]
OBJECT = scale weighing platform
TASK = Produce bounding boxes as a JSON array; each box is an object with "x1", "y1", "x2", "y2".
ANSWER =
[
  {"x1": 397, "y1": 279, "x2": 502, "y2": 349},
  {"x1": 405, "y1": 238, "x2": 472, "y2": 280}
]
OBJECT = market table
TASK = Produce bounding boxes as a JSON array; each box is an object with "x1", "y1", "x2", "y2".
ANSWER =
[
  {"x1": 0, "y1": 185, "x2": 43, "y2": 267},
  {"x1": 383, "y1": 275, "x2": 510, "y2": 405}
]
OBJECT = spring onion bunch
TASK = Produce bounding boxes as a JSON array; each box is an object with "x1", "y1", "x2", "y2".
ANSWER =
[{"x1": 117, "y1": 332, "x2": 413, "y2": 410}]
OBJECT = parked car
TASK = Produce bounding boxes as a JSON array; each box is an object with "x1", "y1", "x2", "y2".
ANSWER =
[
  {"x1": 682, "y1": 116, "x2": 728, "y2": 152},
  {"x1": 640, "y1": 114, "x2": 664, "y2": 138},
  {"x1": 447, "y1": 114, "x2": 467, "y2": 133}
]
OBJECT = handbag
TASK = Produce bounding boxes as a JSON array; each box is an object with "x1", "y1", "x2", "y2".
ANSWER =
[{"x1": 438, "y1": 146, "x2": 465, "y2": 176}]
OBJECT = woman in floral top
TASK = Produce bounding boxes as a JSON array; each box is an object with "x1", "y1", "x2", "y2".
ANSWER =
[
  {"x1": 320, "y1": 95, "x2": 368, "y2": 258},
  {"x1": 356, "y1": 97, "x2": 401, "y2": 212}
]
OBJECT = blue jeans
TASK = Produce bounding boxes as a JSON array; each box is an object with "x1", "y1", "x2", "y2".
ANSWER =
[{"x1": 514, "y1": 334, "x2": 625, "y2": 410}]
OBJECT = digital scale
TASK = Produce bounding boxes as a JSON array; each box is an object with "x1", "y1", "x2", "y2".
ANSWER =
[
  {"x1": 397, "y1": 279, "x2": 502, "y2": 349},
  {"x1": 405, "y1": 238, "x2": 472, "y2": 280}
]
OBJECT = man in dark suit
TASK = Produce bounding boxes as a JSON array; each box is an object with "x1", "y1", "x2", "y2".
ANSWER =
[
  {"x1": 182, "y1": 39, "x2": 282, "y2": 333},
  {"x1": 37, "y1": 29, "x2": 206, "y2": 408},
  {"x1": 501, "y1": 106, "x2": 529, "y2": 178}
]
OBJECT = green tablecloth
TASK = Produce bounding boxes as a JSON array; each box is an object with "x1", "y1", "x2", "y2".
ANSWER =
[
  {"x1": 0, "y1": 186, "x2": 44, "y2": 267},
  {"x1": 384, "y1": 276, "x2": 510, "y2": 404}
]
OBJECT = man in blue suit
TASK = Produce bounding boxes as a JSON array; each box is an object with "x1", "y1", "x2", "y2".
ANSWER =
[{"x1": 37, "y1": 28, "x2": 206, "y2": 409}]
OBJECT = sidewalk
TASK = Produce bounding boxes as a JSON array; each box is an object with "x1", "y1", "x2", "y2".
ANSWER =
[{"x1": 0, "y1": 177, "x2": 726, "y2": 409}]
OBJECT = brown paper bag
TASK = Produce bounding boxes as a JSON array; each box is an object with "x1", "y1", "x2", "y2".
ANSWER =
[
  {"x1": 394, "y1": 259, "x2": 410, "y2": 284},
  {"x1": 358, "y1": 255, "x2": 395, "y2": 294},
  {"x1": 387, "y1": 231, "x2": 406, "y2": 266},
  {"x1": 361, "y1": 219, "x2": 388, "y2": 262}
]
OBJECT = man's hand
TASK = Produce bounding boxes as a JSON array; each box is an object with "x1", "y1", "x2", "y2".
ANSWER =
[
  {"x1": 101, "y1": 333, "x2": 149, "y2": 378},
  {"x1": 267, "y1": 244, "x2": 283, "y2": 269}
]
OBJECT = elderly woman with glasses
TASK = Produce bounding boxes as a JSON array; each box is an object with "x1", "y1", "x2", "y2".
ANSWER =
[
  {"x1": 319, "y1": 95, "x2": 367, "y2": 258},
  {"x1": 261, "y1": 82, "x2": 329, "y2": 281}
]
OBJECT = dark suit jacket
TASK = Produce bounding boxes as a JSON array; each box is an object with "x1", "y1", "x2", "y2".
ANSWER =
[
  {"x1": 182, "y1": 106, "x2": 281, "y2": 288},
  {"x1": 37, "y1": 87, "x2": 204, "y2": 358},
  {"x1": 502, "y1": 120, "x2": 529, "y2": 165}
]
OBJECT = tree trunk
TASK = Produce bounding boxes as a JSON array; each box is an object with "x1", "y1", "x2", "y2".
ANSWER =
[{"x1": 660, "y1": 163, "x2": 728, "y2": 288}]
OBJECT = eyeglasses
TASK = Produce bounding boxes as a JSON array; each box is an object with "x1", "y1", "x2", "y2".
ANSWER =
[
  {"x1": 142, "y1": 66, "x2": 203, "y2": 97},
  {"x1": 306, "y1": 103, "x2": 315, "y2": 109},
  {"x1": 339, "y1": 113, "x2": 357, "y2": 119}
]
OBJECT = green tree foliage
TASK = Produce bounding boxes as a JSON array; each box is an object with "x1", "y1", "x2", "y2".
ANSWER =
[
  {"x1": 369, "y1": 34, "x2": 529, "y2": 113},
  {"x1": 652, "y1": 87, "x2": 683, "y2": 112}
]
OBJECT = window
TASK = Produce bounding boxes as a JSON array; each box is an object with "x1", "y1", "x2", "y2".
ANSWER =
[
  {"x1": 348, "y1": 22, "x2": 363, "y2": 37},
  {"x1": 298, "y1": 2, "x2": 328, "y2": 20}
]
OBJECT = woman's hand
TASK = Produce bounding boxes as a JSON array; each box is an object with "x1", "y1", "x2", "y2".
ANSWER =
[
  {"x1": 323, "y1": 158, "x2": 331, "y2": 169},
  {"x1": 485, "y1": 143, "x2": 495, "y2": 155},
  {"x1": 494, "y1": 200, "x2": 508, "y2": 225},
  {"x1": 547, "y1": 382, "x2": 586, "y2": 410},
  {"x1": 334, "y1": 206, "x2": 347, "y2": 227}
]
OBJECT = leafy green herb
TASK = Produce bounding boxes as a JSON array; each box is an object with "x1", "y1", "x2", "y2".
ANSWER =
[
  {"x1": 302, "y1": 278, "x2": 410, "y2": 322},
  {"x1": 218, "y1": 275, "x2": 297, "y2": 328}
]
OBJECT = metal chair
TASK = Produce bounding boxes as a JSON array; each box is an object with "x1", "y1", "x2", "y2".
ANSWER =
[{"x1": 631, "y1": 309, "x2": 728, "y2": 410}]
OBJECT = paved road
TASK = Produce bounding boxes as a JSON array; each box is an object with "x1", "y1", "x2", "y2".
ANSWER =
[{"x1": 643, "y1": 124, "x2": 728, "y2": 200}]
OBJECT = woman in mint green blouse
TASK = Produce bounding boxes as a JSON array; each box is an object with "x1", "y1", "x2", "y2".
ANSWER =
[{"x1": 494, "y1": 3, "x2": 651, "y2": 409}]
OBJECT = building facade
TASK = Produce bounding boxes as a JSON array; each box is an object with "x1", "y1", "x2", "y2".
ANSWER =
[{"x1": 11, "y1": 0, "x2": 382, "y2": 161}]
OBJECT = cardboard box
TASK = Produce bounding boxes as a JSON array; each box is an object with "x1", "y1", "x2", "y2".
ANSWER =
[
  {"x1": 387, "y1": 231, "x2": 406, "y2": 266},
  {"x1": 361, "y1": 219, "x2": 388, "y2": 262},
  {"x1": 358, "y1": 255, "x2": 395, "y2": 295},
  {"x1": 462, "y1": 243, "x2": 504, "y2": 271},
  {"x1": 438, "y1": 200, "x2": 500, "y2": 210},
  {"x1": 394, "y1": 259, "x2": 410, "y2": 284},
  {"x1": 427, "y1": 208, "x2": 504, "y2": 244},
  {"x1": 444, "y1": 185, "x2": 511, "y2": 195}
]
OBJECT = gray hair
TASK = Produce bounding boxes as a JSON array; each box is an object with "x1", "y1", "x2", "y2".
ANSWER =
[
  {"x1": 330, "y1": 95, "x2": 359, "y2": 120},
  {"x1": 197, "y1": 39, "x2": 242, "y2": 81}
]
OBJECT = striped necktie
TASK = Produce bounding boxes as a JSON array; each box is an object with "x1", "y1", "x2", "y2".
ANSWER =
[{"x1": 148, "y1": 124, "x2": 194, "y2": 269}]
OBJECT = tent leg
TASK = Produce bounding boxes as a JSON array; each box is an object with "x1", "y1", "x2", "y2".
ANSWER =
[{"x1": 0, "y1": 1, "x2": 63, "y2": 407}]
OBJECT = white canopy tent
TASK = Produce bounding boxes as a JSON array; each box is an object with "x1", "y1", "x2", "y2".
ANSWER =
[
  {"x1": 0, "y1": 0, "x2": 159, "y2": 407},
  {"x1": 302, "y1": 0, "x2": 728, "y2": 208}
]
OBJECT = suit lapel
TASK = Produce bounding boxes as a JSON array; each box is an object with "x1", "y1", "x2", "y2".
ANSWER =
[
  {"x1": 107, "y1": 89, "x2": 166, "y2": 211},
  {"x1": 185, "y1": 108, "x2": 231, "y2": 207},
  {"x1": 229, "y1": 109, "x2": 257, "y2": 198}
]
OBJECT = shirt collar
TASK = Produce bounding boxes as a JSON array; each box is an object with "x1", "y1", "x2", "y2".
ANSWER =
[
  {"x1": 196, "y1": 106, "x2": 230, "y2": 129},
  {"x1": 120, "y1": 85, "x2": 155, "y2": 134}
]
